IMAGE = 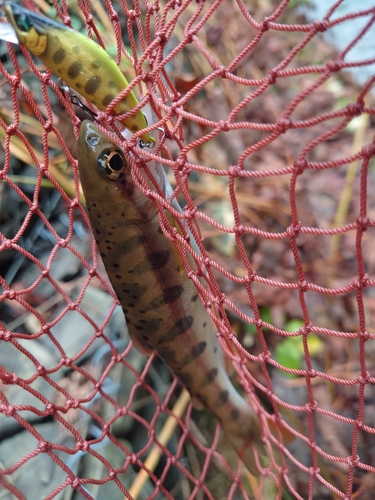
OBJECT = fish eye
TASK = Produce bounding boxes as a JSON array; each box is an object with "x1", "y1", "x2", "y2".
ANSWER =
[
  {"x1": 14, "y1": 14, "x2": 31, "y2": 33},
  {"x1": 98, "y1": 149, "x2": 126, "y2": 180}
]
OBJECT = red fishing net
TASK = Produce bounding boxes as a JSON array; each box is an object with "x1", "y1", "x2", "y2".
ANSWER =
[{"x1": 1, "y1": 0, "x2": 375, "y2": 498}]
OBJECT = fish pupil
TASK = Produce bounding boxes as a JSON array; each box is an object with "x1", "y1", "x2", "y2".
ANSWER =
[
  {"x1": 108, "y1": 152, "x2": 123, "y2": 171},
  {"x1": 15, "y1": 14, "x2": 30, "y2": 32}
]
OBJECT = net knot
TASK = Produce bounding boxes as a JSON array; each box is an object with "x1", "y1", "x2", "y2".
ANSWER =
[
  {"x1": 306, "y1": 400, "x2": 318, "y2": 412},
  {"x1": 108, "y1": 470, "x2": 117, "y2": 479},
  {"x1": 37, "y1": 365, "x2": 46, "y2": 376},
  {"x1": 359, "y1": 330, "x2": 370, "y2": 341},
  {"x1": 38, "y1": 441, "x2": 52, "y2": 452},
  {"x1": 75, "y1": 440, "x2": 89, "y2": 452},
  {"x1": 39, "y1": 72, "x2": 52, "y2": 85},
  {"x1": 267, "y1": 69, "x2": 277, "y2": 85},
  {"x1": 286, "y1": 223, "x2": 301, "y2": 237},
  {"x1": 357, "y1": 216, "x2": 370, "y2": 232},
  {"x1": 89, "y1": 268, "x2": 97, "y2": 277},
  {"x1": 298, "y1": 280, "x2": 308, "y2": 292},
  {"x1": 260, "y1": 17, "x2": 270, "y2": 32},
  {"x1": 353, "y1": 274, "x2": 369, "y2": 289},
  {"x1": 62, "y1": 357, "x2": 72, "y2": 367},
  {"x1": 346, "y1": 102, "x2": 364, "y2": 117},
  {"x1": 0, "y1": 329, "x2": 11, "y2": 341},
  {"x1": 293, "y1": 158, "x2": 307, "y2": 174},
  {"x1": 313, "y1": 20, "x2": 327, "y2": 33},
  {"x1": 109, "y1": 11, "x2": 119, "y2": 23},
  {"x1": 276, "y1": 117, "x2": 292, "y2": 134},
  {"x1": 127, "y1": 10, "x2": 139, "y2": 21},
  {"x1": 244, "y1": 272, "x2": 256, "y2": 283},
  {"x1": 1, "y1": 404, "x2": 14, "y2": 416},
  {"x1": 346, "y1": 455, "x2": 360, "y2": 467},
  {"x1": 45, "y1": 403, "x2": 56, "y2": 416},
  {"x1": 234, "y1": 224, "x2": 244, "y2": 236},
  {"x1": 357, "y1": 372, "x2": 370, "y2": 385},
  {"x1": 229, "y1": 165, "x2": 243, "y2": 176},
  {"x1": 41, "y1": 269, "x2": 49, "y2": 278},
  {"x1": 307, "y1": 369, "x2": 317, "y2": 378},
  {"x1": 326, "y1": 60, "x2": 343, "y2": 73},
  {"x1": 6, "y1": 123, "x2": 18, "y2": 137},
  {"x1": 4, "y1": 289, "x2": 16, "y2": 300},
  {"x1": 218, "y1": 120, "x2": 229, "y2": 132},
  {"x1": 43, "y1": 120, "x2": 53, "y2": 133},
  {"x1": 362, "y1": 143, "x2": 375, "y2": 158}
]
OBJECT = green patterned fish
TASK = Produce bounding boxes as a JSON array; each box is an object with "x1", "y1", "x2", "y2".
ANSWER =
[
  {"x1": 77, "y1": 120, "x2": 294, "y2": 474},
  {"x1": 5, "y1": 2, "x2": 155, "y2": 147}
]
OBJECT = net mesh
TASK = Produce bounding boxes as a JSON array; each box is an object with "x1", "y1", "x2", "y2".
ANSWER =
[{"x1": 1, "y1": 0, "x2": 375, "y2": 498}]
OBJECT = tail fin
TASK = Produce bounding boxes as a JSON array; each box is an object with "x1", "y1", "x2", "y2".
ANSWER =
[{"x1": 223, "y1": 417, "x2": 294, "y2": 476}]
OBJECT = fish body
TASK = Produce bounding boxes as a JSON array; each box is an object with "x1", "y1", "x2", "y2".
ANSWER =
[
  {"x1": 77, "y1": 121, "x2": 267, "y2": 474},
  {"x1": 5, "y1": 2, "x2": 155, "y2": 147}
]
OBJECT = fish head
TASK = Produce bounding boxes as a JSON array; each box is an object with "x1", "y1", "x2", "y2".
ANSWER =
[
  {"x1": 78, "y1": 120, "x2": 156, "y2": 224},
  {"x1": 5, "y1": 2, "x2": 49, "y2": 55}
]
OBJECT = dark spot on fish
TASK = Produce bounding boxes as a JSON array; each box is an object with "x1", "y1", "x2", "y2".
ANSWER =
[
  {"x1": 106, "y1": 213, "x2": 110, "y2": 217},
  {"x1": 106, "y1": 246, "x2": 111, "y2": 251},
  {"x1": 176, "y1": 266, "x2": 180, "y2": 272},
  {"x1": 128, "y1": 270, "x2": 133, "y2": 274},
  {"x1": 93, "y1": 203, "x2": 97, "y2": 207},
  {"x1": 128, "y1": 303, "x2": 135, "y2": 307},
  {"x1": 144, "y1": 285, "x2": 184, "y2": 311},
  {"x1": 203, "y1": 322, "x2": 207, "y2": 328},
  {"x1": 139, "y1": 310, "x2": 146, "y2": 314},
  {"x1": 87, "y1": 207, "x2": 91, "y2": 212},
  {"x1": 142, "y1": 335, "x2": 149, "y2": 341},
  {"x1": 94, "y1": 228, "x2": 100, "y2": 234},
  {"x1": 181, "y1": 341, "x2": 206, "y2": 365},
  {"x1": 178, "y1": 371, "x2": 193, "y2": 387},
  {"x1": 53, "y1": 48, "x2": 66, "y2": 64},
  {"x1": 101, "y1": 253, "x2": 107, "y2": 258},
  {"x1": 102, "y1": 94, "x2": 115, "y2": 107},
  {"x1": 230, "y1": 409, "x2": 240, "y2": 420},
  {"x1": 85, "y1": 75, "x2": 101, "y2": 95},
  {"x1": 73, "y1": 45, "x2": 80, "y2": 53},
  {"x1": 123, "y1": 309, "x2": 128, "y2": 314},
  {"x1": 115, "y1": 274, "x2": 122, "y2": 279},
  {"x1": 91, "y1": 60, "x2": 101, "y2": 69},
  {"x1": 216, "y1": 390, "x2": 229, "y2": 405},
  {"x1": 192, "y1": 294, "x2": 198, "y2": 302},
  {"x1": 158, "y1": 315, "x2": 193, "y2": 343},
  {"x1": 97, "y1": 214, "x2": 102, "y2": 219},
  {"x1": 200, "y1": 367, "x2": 218, "y2": 387},
  {"x1": 57, "y1": 69, "x2": 62, "y2": 75},
  {"x1": 76, "y1": 82, "x2": 82, "y2": 89},
  {"x1": 139, "y1": 320, "x2": 146, "y2": 324},
  {"x1": 131, "y1": 125, "x2": 139, "y2": 131},
  {"x1": 158, "y1": 227, "x2": 163, "y2": 234},
  {"x1": 133, "y1": 250, "x2": 170, "y2": 275},
  {"x1": 113, "y1": 263, "x2": 120, "y2": 268},
  {"x1": 138, "y1": 319, "x2": 163, "y2": 332},
  {"x1": 108, "y1": 80, "x2": 116, "y2": 89},
  {"x1": 162, "y1": 347, "x2": 177, "y2": 362},
  {"x1": 135, "y1": 326, "x2": 144, "y2": 331},
  {"x1": 213, "y1": 347, "x2": 217, "y2": 353},
  {"x1": 108, "y1": 232, "x2": 113, "y2": 236},
  {"x1": 67, "y1": 61, "x2": 83, "y2": 79}
]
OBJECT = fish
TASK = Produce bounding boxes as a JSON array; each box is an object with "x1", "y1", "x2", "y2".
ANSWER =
[
  {"x1": 4, "y1": 1, "x2": 155, "y2": 147},
  {"x1": 77, "y1": 120, "x2": 290, "y2": 475}
]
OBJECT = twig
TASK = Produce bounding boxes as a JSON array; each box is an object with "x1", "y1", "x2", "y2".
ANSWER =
[{"x1": 127, "y1": 389, "x2": 191, "y2": 500}]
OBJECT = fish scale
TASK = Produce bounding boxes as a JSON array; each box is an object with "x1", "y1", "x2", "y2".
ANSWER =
[{"x1": 77, "y1": 120, "x2": 277, "y2": 475}]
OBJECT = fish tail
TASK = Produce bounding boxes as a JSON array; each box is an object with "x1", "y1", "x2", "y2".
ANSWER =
[{"x1": 223, "y1": 423, "x2": 266, "y2": 475}]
